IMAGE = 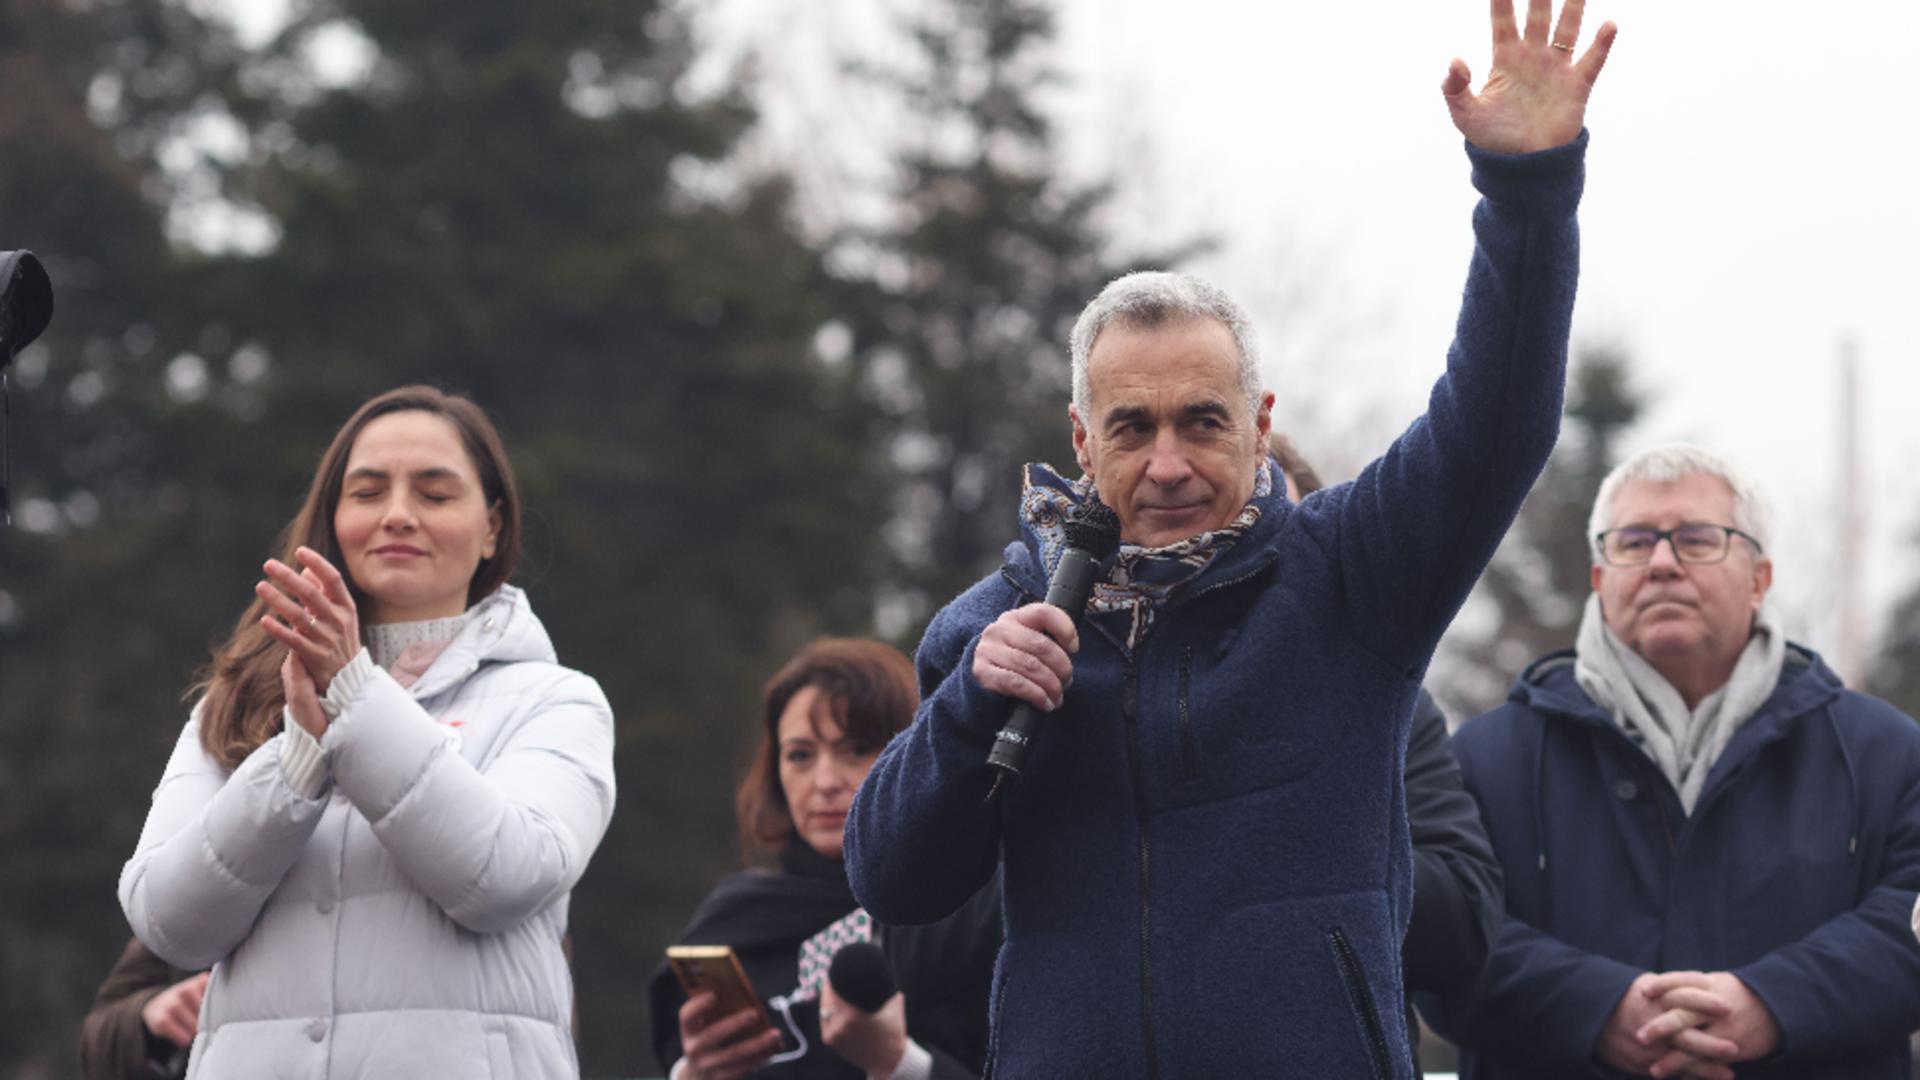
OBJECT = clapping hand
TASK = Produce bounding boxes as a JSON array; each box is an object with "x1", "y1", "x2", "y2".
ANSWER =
[
  {"x1": 257, "y1": 546, "x2": 361, "y2": 688},
  {"x1": 1444, "y1": 0, "x2": 1618, "y2": 154},
  {"x1": 257, "y1": 546, "x2": 361, "y2": 736}
]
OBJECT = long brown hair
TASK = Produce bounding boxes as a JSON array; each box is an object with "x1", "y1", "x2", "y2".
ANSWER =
[
  {"x1": 192, "y1": 386, "x2": 522, "y2": 768},
  {"x1": 734, "y1": 638, "x2": 918, "y2": 862}
]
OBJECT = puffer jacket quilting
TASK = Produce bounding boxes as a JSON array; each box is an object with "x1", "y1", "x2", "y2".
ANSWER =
[{"x1": 120, "y1": 585, "x2": 616, "y2": 1080}]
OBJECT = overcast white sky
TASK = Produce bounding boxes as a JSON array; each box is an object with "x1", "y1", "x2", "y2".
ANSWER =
[{"x1": 704, "y1": 0, "x2": 1920, "y2": 672}]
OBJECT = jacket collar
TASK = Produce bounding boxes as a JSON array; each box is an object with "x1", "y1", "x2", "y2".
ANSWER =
[
  {"x1": 403, "y1": 584, "x2": 556, "y2": 699},
  {"x1": 1004, "y1": 462, "x2": 1291, "y2": 602},
  {"x1": 1514, "y1": 641, "x2": 1842, "y2": 744}
]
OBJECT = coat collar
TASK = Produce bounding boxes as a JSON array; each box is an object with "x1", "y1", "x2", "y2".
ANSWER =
[
  {"x1": 1004, "y1": 463, "x2": 1291, "y2": 603},
  {"x1": 1515, "y1": 641, "x2": 1842, "y2": 746},
  {"x1": 401, "y1": 584, "x2": 556, "y2": 699}
]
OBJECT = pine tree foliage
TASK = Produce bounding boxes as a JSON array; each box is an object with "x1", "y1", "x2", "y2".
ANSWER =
[
  {"x1": 202, "y1": 3, "x2": 893, "y2": 1069},
  {"x1": 5, "y1": 1, "x2": 892, "y2": 1071},
  {"x1": 0, "y1": 1, "x2": 260, "y2": 1073},
  {"x1": 1869, "y1": 558, "x2": 1920, "y2": 719},
  {"x1": 835, "y1": 0, "x2": 1194, "y2": 628}
]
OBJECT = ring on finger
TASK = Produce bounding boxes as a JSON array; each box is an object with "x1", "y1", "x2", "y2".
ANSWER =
[
  {"x1": 1550, "y1": 40, "x2": 1575, "y2": 52},
  {"x1": 306, "y1": 613, "x2": 317, "y2": 632}
]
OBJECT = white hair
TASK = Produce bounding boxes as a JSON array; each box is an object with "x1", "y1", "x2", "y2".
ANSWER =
[
  {"x1": 1068, "y1": 271, "x2": 1262, "y2": 420},
  {"x1": 1588, "y1": 443, "x2": 1775, "y2": 559}
]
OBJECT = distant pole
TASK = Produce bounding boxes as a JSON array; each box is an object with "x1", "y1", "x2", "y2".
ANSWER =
[{"x1": 1835, "y1": 337, "x2": 1866, "y2": 688}]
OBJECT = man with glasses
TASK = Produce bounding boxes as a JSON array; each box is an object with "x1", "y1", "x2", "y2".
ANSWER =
[{"x1": 1422, "y1": 444, "x2": 1920, "y2": 1080}]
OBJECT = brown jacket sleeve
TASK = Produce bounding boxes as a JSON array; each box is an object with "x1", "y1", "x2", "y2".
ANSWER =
[{"x1": 78, "y1": 937, "x2": 195, "y2": 1080}]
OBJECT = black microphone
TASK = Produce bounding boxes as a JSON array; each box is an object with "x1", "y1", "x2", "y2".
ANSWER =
[
  {"x1": 827, "y1": 942, "x2": 897, "y2": 1014},
  {"x1": 1, "y1": 250, "x2": 55, "y2": 524},
  {"x1": 985, "y1": 497, "x2": 1121, "y2": 800}
]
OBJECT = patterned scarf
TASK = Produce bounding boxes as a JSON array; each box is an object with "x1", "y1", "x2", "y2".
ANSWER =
[{"x1": 1019, "y1": 460, "x2": 1272, "y2": 651}]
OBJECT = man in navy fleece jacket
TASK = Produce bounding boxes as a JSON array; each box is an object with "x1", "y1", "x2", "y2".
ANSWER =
[{"x1": 845, "y1": 3, "x2": 1617, "y2": 1076}]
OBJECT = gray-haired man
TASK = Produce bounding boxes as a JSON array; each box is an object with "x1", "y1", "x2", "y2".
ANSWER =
[{"x1": 1427, "y1": 444, "x2": 1920, "y2": 1080}]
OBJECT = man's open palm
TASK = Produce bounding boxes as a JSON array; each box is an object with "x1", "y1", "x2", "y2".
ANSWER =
[{"x1": 1445, "y1": 0, "x2": 1617, "y2": 153}]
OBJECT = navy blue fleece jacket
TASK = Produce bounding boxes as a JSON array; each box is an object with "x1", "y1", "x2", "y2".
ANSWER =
[
  {"x1": 845, "y1": 134, "x2": 1588, "y2": 1080},
  {"x1": 1426, "y1": 648, "x2": 1920, "y2": 1080}
]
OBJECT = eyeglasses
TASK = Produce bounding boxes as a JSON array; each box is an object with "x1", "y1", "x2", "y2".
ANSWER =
[{"x1": 1593, "y1": 524, "x2": 1762, "y2": 567}]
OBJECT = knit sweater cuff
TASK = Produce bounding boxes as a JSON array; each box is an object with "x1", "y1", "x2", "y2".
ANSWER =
[
  {"x1": 1465, "y1": 128, "x2": 1588, "y2": 211},
  {"x1": 322, "y1": 648, "x2": 376, "y2": 720},
  {"x1": 278, "y1": 720, "x2": 331, "y2": 799}
]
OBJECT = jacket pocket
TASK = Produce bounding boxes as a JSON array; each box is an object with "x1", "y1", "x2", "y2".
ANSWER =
[
  {"x1": 1326, "y1": 927, "x2": 1391, "y2": 1080},
  {"x1": 1177, "y1": 647, "x2": 1197, "y2": 783}
]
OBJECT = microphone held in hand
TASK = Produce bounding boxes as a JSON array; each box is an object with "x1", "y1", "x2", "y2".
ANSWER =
[
  {"x1": 827, "y1": 942, "x2": 897, "y2": 1014},
  {"x1": 985, "y1": 497, "x2": 1121, "y2": 799}
]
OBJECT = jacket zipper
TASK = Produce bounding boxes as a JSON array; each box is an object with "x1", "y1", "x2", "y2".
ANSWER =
[
  {"x1": 1327, "y1": 927, "x2": 1392, "y2": 1080},
  {"x1": 1177, "y1": 647, "x2": 1197, "y2": 782},
  {"x1": 1122, "y1": 661, "x2": 1164, "y2": 1080}
]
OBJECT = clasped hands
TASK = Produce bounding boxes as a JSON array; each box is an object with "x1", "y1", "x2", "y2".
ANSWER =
[
  {"x1": 256, "y1": 545, "x2": 361, "y2": 739},
  {"x1": 1597, "y1": 971, "x2": 1781, "y2": 1079}
]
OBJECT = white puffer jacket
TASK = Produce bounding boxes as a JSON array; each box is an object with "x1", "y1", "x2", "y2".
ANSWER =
[{"x1": 119, "y1": 585, "x2": 616, "y2": 1079}]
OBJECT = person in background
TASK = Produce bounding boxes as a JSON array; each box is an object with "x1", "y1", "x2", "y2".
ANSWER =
[
  {"x1": 119, "y1": 385, "x2": 617, "y2": 1078},
  {"x1": 79, "y1": 937, "x2": 203, "y2": 1080},
  {"x1": 1272, "y1": 433, "x2": 1503, "y2": 1075},
  {"x1": 1425, "y1": 444, "x2": 1920, "y2": 1079},
  {"x1": 649, "y1": 638, "x2": 998, "y2": 1080}
]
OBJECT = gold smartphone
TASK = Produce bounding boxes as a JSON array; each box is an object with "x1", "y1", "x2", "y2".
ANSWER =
[{"x1": 665, "y1": 945, "x2": 773, "y2": 1032}]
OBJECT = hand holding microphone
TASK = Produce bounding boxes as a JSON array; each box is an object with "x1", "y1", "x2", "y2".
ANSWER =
[
  {"x1": 976, "y1": 498, "x2": 1120, "y2": 799},
  {"x1": 820, "y1": 943, "x2": 908, "y2": 1077}
]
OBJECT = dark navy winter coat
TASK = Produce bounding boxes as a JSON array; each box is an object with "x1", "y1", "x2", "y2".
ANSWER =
[
  {"x1": 845, "y1": 136, "x2": 1587, "y2": 1080},
  {"x1": 1426, "y1": 647, "x2": 1920, "y2": 1079}
]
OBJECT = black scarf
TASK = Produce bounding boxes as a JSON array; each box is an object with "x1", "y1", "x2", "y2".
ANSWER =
[{"x1": 647, "y1": 843, "x2": 863, "y2": 1077}]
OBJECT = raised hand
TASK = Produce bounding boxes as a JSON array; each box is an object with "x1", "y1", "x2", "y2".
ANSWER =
[
  {"x1": 1443, "y1": 0, "x2": 1617, "y2": 154},
  {"x1": 257, "y1": 545, "x2": 362, "y2": 694}
]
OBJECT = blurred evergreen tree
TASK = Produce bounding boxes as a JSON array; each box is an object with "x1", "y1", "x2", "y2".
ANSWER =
[
  {"x1": 0, "y1": 0, "x2": 256, "y2": 1074},
  {"x1": 205, "y1": 2, "x2": 888, "y2": 1070},
  {"x1": 1869, "y1": 561, "x2": 1920, "y2": 719},
  {"x1": 5, "y1": 0, "x2": 892, "y2": 1072},
  {"x1": 1430, "y1": 345, "x2": 1644, "y2": 719},
  {"x1": 832, "y1": 0, "x2": 1191, "y2": 630}
]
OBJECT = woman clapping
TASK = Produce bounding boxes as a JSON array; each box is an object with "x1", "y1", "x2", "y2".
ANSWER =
[{"x1": 120, "y1": 386, "x2": 616, "y2": 1078}]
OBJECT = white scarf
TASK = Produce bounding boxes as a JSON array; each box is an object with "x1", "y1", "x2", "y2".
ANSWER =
[{"x1": 1573, "y1": 593, "x2": 1785, "y2": 814}]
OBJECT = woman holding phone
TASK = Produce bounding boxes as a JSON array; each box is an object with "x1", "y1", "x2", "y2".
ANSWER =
[
  {"x1": 649, "y1": 639, "x2": 997, "y2": 1080},
  {"x1": 120, "y1": 385, "x2": 616, "y2": 1078}
]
